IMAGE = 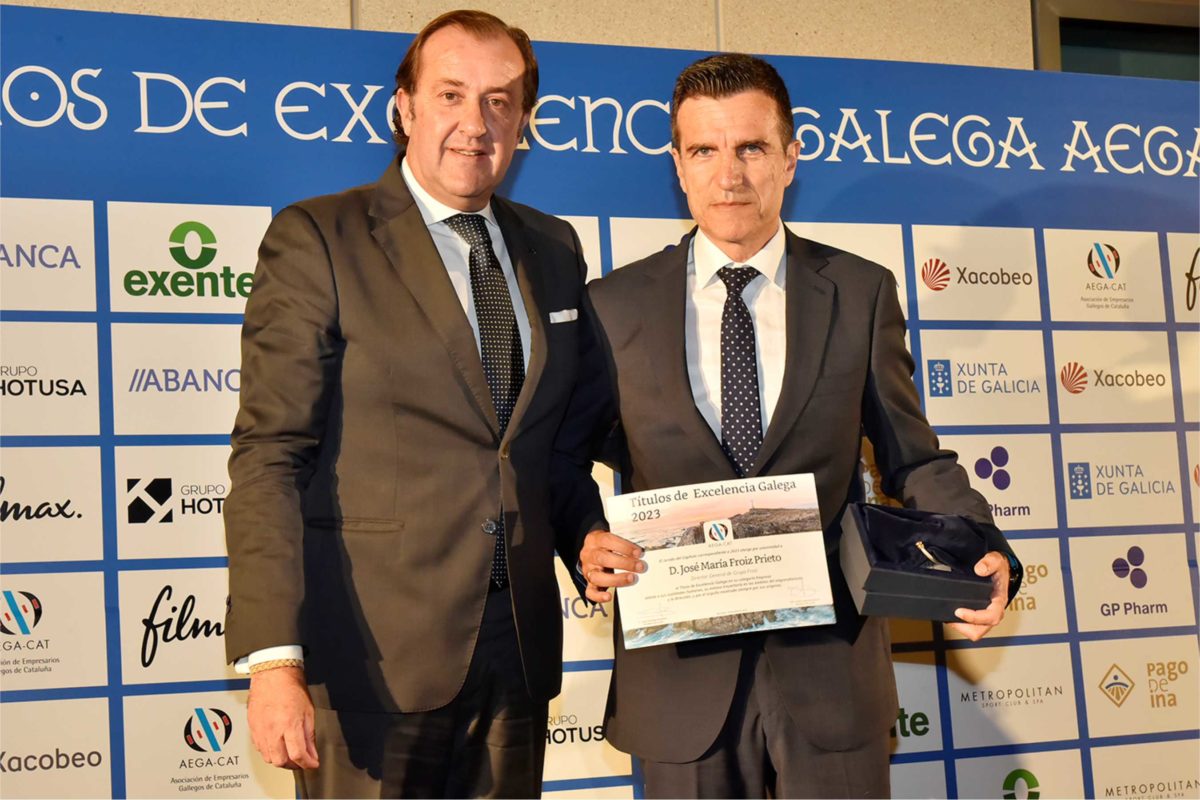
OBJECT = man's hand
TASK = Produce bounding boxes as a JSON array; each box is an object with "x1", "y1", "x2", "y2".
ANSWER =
[
  {"x1": 247, "y1": 666, "x2": 319, "y2": 770},
  {"x1": 947, "y1": 551, "x2": 1010, "y2": 642},
  {"x1": 580, "y1": 527, "x2": 646, "y2": 603}
]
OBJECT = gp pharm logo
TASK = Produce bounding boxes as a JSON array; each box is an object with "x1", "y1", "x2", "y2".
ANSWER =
[
  {"x1": 0, "y1": 590, "x2": 43, "y2": 635},
  {"x1": 183, "y1": 708, "x2": 233, "y2": 753},
  {"x1": 704, "y1": 519, "x2": 732, "y2": 542},
  {"x1": 974, "y1": 446, "x2": 1011, "y2": 490},
  {"x1": 122, "y1": 220, "x2": 253, "y2": 300}
]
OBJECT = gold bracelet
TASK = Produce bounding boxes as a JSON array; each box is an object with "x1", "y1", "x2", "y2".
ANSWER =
[{"x1": 248, "y1": 658, "x2": 304, "y2": 675}]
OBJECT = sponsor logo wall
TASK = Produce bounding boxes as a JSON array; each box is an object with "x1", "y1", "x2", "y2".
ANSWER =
[{"x1": 1, "y1": 7, "x2": 1195, "y2": 798}]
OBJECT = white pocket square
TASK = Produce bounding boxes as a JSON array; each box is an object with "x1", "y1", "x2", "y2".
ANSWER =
[{"x1": 549, "y1": 308, "x2": 578, "y2": 323}]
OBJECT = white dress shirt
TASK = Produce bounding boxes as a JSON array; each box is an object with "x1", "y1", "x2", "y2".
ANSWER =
[
  {"x1": 685, "y1": 223, "x2": 788, "y2": 441},
  {"x1": 237, "y1": 160, "x2": 531, "y2": 674}
]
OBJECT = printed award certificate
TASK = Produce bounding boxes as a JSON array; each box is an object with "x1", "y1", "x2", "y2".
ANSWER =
[{"x1": 604, "y1": 474, "x2": 835, "y2": 649}]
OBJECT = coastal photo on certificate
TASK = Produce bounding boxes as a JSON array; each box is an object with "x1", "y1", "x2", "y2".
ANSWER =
[{"x1": 604, "y1": 474, "x2": 836, "y2": 649}]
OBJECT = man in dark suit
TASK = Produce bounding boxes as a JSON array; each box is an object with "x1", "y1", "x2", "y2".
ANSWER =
[
  {"x1": 223, "y1": 10, "x2": 590, "y2": 797},
  {"x1": 557, "y1": 54, "x2": 1022, "y2": 798}
]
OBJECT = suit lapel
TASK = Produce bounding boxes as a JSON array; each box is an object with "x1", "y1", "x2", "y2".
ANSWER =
[
  {"x1": 369, "y1": 159, "x2": 501, "y2": 437},
  {"x1": 751, "y1": 230, "x2": 833, "y2": 476},
  {"x1": 644, "y1": 232, "x2": 738, "y2": 478},
  {"x1": 492, "y1": 198, "x2": 547, "y2": 443}
]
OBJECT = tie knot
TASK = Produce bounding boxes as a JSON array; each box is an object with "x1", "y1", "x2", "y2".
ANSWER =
[
  {"x1": 445, "y1": 213, "x2": 490, "y2": 246},
  {"x1": 717, "y1": 265, "x2": 759, "y2": 296}
]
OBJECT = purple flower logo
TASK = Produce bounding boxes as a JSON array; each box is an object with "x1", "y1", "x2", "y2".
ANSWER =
[
  {"x1": 974, "y1": 446, "x2": 1011, "y2": 491},
  {"x1": 1112, "y1": 546, "x2": 1147, "y2": 589}
]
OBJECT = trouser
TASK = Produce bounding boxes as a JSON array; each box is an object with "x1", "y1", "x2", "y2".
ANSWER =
[
  {"x1": 298, "y1": 590, "x2": 548, "y2": 799},
  {"x1": 640, "y1": 644, "x2": 890, "y2": 799}
]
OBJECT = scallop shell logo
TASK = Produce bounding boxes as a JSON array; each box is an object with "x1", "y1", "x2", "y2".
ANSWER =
[
  {"x1": 922, "y1": 258, "x2": 951, "y2": 291},
  {"x1": 1059, "y1": 361, "x2": 1088, "y2": 394}
]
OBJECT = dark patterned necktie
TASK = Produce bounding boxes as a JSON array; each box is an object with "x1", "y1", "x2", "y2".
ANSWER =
[
  {"x1": 717, "y1": 265, "x2": 763, "y2": 477},
  {"x1": 445, "y1": 213, "x2": 524, "y2": 590}
]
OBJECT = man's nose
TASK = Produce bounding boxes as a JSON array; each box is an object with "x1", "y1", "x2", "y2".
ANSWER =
[
  {"x1": 458, "y1": 100, "x2": 487, "y2": 138},
  {"x1": 717, "y1": 153, "x2": 744, "y2": 190}
]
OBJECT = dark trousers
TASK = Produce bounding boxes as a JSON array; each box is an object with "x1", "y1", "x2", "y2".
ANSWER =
[
  {"x1": 640, "y1": 644, "x2": 890, "y2": 799},
  {"x1": 298, "y1": 591, "x2": 548, "y2": 799}
]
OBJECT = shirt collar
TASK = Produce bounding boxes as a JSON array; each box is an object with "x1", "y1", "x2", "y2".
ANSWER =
[
  {"x1": 693, "y1": 223, "x2": 787, "y2": 291},
  {"x1": 401, "y1": 156, "x2": 499, "y2": 231}
]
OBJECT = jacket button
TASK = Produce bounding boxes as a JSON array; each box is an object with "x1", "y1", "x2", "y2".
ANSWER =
[{"x1": 482, "y1": 518, "x2": 498, "y2": 535}]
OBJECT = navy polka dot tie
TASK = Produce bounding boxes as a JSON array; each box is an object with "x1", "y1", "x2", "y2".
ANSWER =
[
  {"x1": 717, "y1": 265, "x2": 763, "y2": 477},
  {"x1": 446, "y1": 213, "x2": 523, "y2": 591}
]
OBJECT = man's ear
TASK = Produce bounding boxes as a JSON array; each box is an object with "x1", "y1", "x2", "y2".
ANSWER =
[{"x1": 396, "y1": 89, "x2": 413, "y2": 137}]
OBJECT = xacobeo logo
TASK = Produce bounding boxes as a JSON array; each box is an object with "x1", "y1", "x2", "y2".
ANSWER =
[
  {"x1": 1059, "y1": 361, "x2": 1166, "y2": 394},
  {"x1": 123, "y1": 221, "x2": 253, "y2": 300},
  {"x1": 921, "y1": 257, "x2": 1033, "y2": 293}
]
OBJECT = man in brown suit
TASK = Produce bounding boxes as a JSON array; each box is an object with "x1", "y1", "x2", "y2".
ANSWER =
[
  {"x1": 557, "y1": 54, "x2": 1023, "y2": 798},
  {"x1": 223, "y1": 10, "x2": 590, "y2": 797}
]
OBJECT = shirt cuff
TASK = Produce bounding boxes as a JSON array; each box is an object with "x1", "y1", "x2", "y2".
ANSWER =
[{"x1": 234, "y1": 645, "x2": 305, "y2": 675}]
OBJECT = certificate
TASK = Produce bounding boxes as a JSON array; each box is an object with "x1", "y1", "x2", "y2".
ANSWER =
[{"x1": 604, "y1": 474, "x2": 836, "y2": 649}]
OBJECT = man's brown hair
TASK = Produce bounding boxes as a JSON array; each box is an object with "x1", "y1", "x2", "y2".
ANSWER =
[
  {"x1": 392, "y1": 9, "x2": 539, "y2": 146},
  {"x1": 670, "y1": 53, "x2": 793, "y2": 149}
]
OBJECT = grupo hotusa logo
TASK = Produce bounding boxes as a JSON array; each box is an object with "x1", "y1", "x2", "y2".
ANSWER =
[
  {"x1": 1067, "y1": 461, "x2": 1176, "y2": 501},
  {"x1": 1002, "y1": 768, "x2": 1040, "y2": 800},
  {"x1": 1099, "y1": 663, "x2": 1135, "y2": 707},
  {"x1": 1087, "y1": 243, "x2": 1121, "y2": 280},
  {"x1": 920, "y1": 257, "x2": 1033, "y2": 293},
  {"x1": 127, "y1": 478, "x2": 173, "y2": 523},
  {"x1": 0, "y1": 476, "x2": 81, "y2": 523},
  {"x1": 1058, "y1": 360, "x2": 1166, "y2": 395},
  {"x1": 0, "y1": 365, "x2": 87, "y2": 397},
  {"x1": 1112, "y1": 546, "x2": 1148, "y2": 589},
  {"x1": 140, "y1": 585, "x2": 224, "y2": 668},
  {"x1": 546, "y1": 712, "x2": 605, "y2": 746},
  {"x1": 0, "y1": 590, "x2": 43, "y2": 636},
  {"x1": 926, "y1": 359, "x2": 1041, "y2": 398},
  {"x1": 184, "y1": 708, "x2": 233, "y2": 754},
  {"x1": 122, "y1": 221, "x2": 253, "y2": 301},
  {"x1": 127, "y1": 477, "x2": 228, "y2": 525},
  {"x1": 889, "y1": 706, "x2": 931, "y2": 741},
  {"x1": 127, "y1": 366, "x2": 240, "y2": 394},
  {"x1": 0, "y1": 240, "x2": 84, "y2": 270},
  {"x1": 704, "y1": 519, "x2": 732, "y2": 542}
]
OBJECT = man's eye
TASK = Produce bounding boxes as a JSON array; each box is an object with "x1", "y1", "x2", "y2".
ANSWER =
[
  {"x1": 440, "y1": 92, "x2": 459, "y2": 102},
  {"x1": 488, "y1": 97, "x2": 509, "y2": 109},
  {"x1": 694, "y1": 147, "x2": 713, "y2": 156}
]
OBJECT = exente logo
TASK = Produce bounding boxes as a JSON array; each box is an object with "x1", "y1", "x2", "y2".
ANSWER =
[
  {"x1": 0, "y1": 590, "x2": 43, "y2": 635},
  {"x1": 1059, "y1": 360, "x2": 1166, "y2": 394},
  {"x1": 926, "y1": 358, "x2": 1040, "y2": 397},
  {"x1": 1100, "y1": 663, "x2": 1135, "y2": 707},
  {"x1": 127, "y1": 367, "x2": 240, "y2": 393},
  {"x1": 705, "y1": 519, "x2": 732, "y2": 542},
  {"x1": 1003, "y1": 768, "x2": 1040, "y2": 800},
  {"x1": 1087, "y1": 243, "x2": 1121, "y2": 280},
  {"x1": 127, "y1": 478, "x2": 173, "y2": 523},
  {"x1": 123, "y1": 221, "x2": 253, "y2": 300},
  {"x1": 889, "y1": 706, "x2": 931, "y2": 740},
  {"x1": 1067, "y1": 461, "x2": 1175, "y2": 500},
  {"x1": 1112, "y1": 546, "x2": 1148, "y2": 589},
  {"x1": 184, "y1": 708, "x2": 233, "y2": 753},
  {"x1": 920, "y1": 257, "x2": 1033, "y2": 292}
]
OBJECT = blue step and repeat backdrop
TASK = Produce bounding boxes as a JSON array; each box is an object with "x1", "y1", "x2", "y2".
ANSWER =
[{"x1": 0, "y1": 5, "x2": 1197, "y2": 799}]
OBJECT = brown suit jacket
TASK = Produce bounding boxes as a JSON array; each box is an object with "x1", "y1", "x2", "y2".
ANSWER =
[
  {"x1": 553, "y1": 227, "x2": 1019, "y2": 762},
  {"x1": 224, "y1": 156, "x2": 589, "y2": 712}
]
